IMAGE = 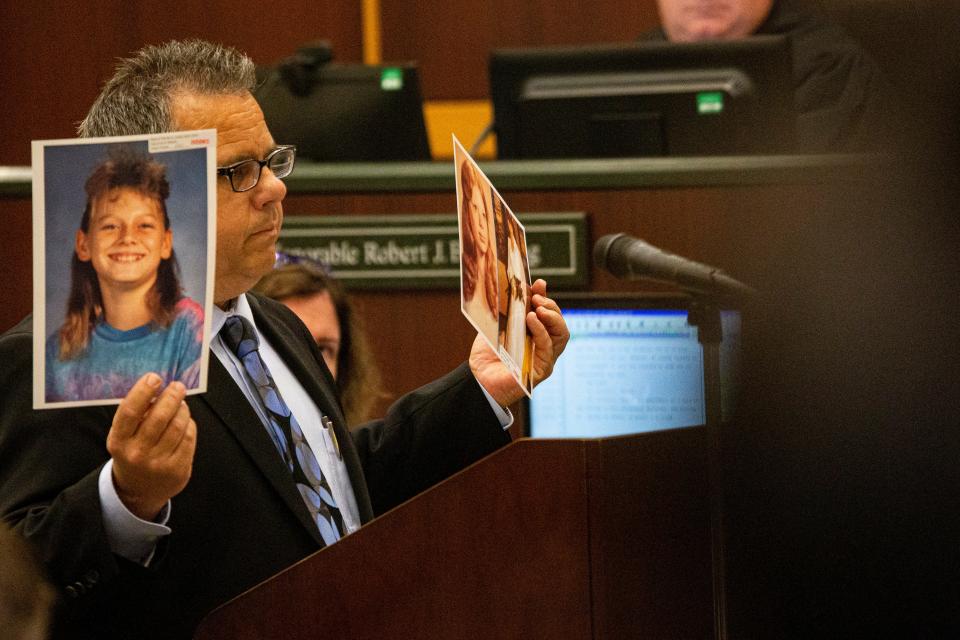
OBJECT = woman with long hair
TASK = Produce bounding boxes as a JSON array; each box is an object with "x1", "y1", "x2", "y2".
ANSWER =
[
  {"x1": 254, "y1": 261, "x2": 387, "y2": 426},
  {"x1": 458, "y1": 159, "x2": 499, "y2": 345}
]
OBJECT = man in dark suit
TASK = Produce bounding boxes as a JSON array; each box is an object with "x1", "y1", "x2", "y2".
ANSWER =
[{"x1": 0, "y1": 39, "x2": 569, "y2": 639}]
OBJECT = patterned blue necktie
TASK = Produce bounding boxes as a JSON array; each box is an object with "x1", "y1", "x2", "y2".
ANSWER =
[{"x1": 221, "y1": 315, "x2": 343, "y2": 545}]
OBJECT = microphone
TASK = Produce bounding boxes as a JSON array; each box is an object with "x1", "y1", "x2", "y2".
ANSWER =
[{"x1": 594, "y1": 233, "x2": 755, "y2": 300}]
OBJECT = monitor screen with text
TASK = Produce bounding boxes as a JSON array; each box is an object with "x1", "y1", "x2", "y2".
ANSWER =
[{"x1": 528, "y1": 298, "x2": 740, "y2": 438}]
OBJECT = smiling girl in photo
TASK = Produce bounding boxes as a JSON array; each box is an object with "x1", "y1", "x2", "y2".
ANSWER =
[{"x1": 45, "y1": 148, "x2": 203, "y2": 402}]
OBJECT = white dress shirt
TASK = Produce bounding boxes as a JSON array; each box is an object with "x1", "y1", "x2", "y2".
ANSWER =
[{"x1": 209, "y1": 294, "x2": 362, "y2": 534}]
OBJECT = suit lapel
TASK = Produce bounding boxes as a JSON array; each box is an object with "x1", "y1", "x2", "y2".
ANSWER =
[{"x1": 196, "y1": 337, "x2": 326, "y2": 546}]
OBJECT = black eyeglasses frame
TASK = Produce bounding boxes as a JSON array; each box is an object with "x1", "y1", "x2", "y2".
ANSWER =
[{"x1": 216, "y1": 145, "x2": 297, "y2": 193}]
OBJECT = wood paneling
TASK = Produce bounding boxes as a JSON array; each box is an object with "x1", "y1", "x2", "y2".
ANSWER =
[
  {"x1": 196, "y1": 434, "x2": 711, "y2": 639},
  {"x1": 0, "y1": 199, "x2": 32, "y2": 331},
  {"x1": 0, "y1": 1, "x2": 363, "y2": 165}
]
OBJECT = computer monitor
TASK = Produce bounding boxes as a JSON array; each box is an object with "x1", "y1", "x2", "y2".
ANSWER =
[
  {"x1": 526, "y1": 293, "x2": 741, "y2": 439},
  {"x1": 255, "y1": 53, "x2": 431, "y2": 162},
  {"x1": 490, "y1": 35, "x2": 796, "y2": 159}
]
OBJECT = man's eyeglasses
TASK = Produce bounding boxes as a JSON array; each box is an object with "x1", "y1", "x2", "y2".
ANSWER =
[{"x1": 216, "y1": 145, "x2": 296, "y2": 193}]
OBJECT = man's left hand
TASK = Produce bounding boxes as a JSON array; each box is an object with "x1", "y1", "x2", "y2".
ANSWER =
[{"x1": 470, "y1": 279, "x2": 569, "y2": 407}]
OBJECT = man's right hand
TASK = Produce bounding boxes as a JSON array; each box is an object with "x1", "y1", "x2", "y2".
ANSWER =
[{"x1": 106, "y1": 373, "x2": 197, "y2": 521}]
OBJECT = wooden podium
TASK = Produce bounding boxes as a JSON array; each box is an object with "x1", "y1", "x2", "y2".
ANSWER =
[{"x1": 195, "y1": 429, "x2": 712, "y2": 639}]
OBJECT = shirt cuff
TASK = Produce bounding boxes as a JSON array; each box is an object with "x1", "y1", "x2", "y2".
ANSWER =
[
  {"x1": 98, "y1": 459, "x2": 172, "y2": 566},
  {"x1": 478, "y1": 381, "x2": 514, "y2": 430}
]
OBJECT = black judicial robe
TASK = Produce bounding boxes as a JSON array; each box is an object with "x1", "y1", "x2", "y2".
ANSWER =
[{"x1": 642, "y1": 0, "x2": 891, "y2": 153}]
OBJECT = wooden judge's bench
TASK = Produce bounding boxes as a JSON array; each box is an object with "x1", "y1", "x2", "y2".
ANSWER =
[{"x1": 195, "y1": 429, "x2": 712, "y2": 639}]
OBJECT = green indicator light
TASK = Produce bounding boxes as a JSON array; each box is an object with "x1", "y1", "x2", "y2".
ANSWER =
[
  {"x1": 381, "y1": 67, "x2": 403, "y2": 91},
  {"x1": 697, "y1": 92, "x2": 724, "y2": 114}
]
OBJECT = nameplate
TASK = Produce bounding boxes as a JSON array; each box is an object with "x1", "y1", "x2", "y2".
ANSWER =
[{"x1": 278, "y1": 213, "x2": 587, "y2": 289}]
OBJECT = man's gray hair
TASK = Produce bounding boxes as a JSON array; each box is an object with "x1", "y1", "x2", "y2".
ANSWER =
[{"x1": 78, "y1": 39, "x2": 257, "y2": 138}]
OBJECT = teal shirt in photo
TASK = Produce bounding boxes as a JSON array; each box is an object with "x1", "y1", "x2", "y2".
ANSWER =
[{"x1": 45, "y1": 298, "x2": 204, "y2": 403}]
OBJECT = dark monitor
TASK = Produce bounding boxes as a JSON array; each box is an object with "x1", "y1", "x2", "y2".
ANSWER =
[
  {"x1": 255, "y1": 53, "x2": 431, "y2": 162},
  {"x1": 490, "y1": 36, "x2": 796, "y2": 159},
  {"x1": 526, "y1": 293, "x2": 741, "y2": 438}
]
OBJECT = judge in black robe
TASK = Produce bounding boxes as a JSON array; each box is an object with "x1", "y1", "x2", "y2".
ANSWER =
[{"x1": 643, "y1": 0, "x2": 891, "y2": 153}]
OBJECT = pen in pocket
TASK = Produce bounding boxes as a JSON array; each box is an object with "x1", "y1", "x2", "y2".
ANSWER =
[{"x1": 321, "y1": 415, "x2": 341, "y2": 460}]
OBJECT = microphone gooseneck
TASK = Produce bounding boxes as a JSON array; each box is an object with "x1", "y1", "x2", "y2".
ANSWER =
[{"x1": 593, "y1": 233, "x2": 755, "y2": 301}]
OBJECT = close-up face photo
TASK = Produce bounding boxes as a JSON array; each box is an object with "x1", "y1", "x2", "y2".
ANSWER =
[{"x1": 76, "y1": 187, "x2": 172, "y2": 292}]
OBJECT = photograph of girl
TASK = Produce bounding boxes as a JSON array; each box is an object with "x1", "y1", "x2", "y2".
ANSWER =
[
  {"x1": 44, "y1": 146, "x2": 205, "y2": 404},
  {"x1": 457, "y1": 156, "x2": 499, "y2": 347}
]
